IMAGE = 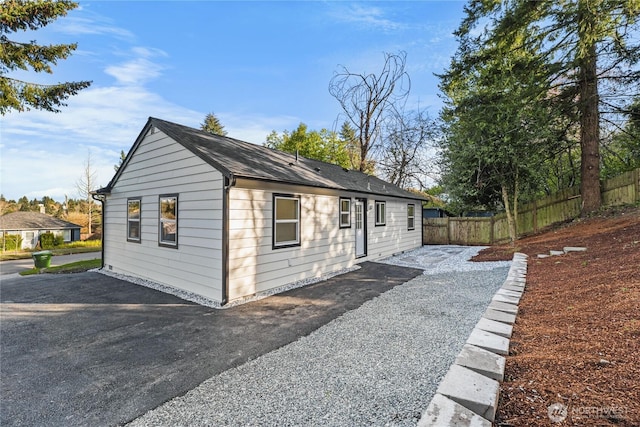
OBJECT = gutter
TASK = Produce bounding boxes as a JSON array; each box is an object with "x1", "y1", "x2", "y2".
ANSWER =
[
  {"x1": 91, "y1": 189, "x2": 109, "y2": 269},
  {"x1": 221, "y1": 174, "x2": 236, "y2": 306}
]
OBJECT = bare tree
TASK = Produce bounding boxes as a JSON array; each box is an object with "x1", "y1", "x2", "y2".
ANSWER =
[
  {"x1": 329, "y1": 51, "x2": 410, "y2": 172},
  {"x1": 378, "y1": 108, "x2": 436, "y2": 190},
  {"x1": 76, "y1": 150, "x2": 98, "y2": 235}
]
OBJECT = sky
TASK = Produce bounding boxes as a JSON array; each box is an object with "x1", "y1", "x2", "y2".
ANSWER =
[{"x1": 1, "y1": 0, "x2": 467, "y2": 202}]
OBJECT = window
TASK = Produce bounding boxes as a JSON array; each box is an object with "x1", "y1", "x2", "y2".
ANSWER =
[
  {"x1": 375, "y1": 201, "x2": 386, "y2": 226},
  {"x1": 274, "y1": 195, "x2": 300, "y2": 248},
  {"x1": 407, "y1": 204, "x2": 415, "y2": 230},
  {"x1": 339, "y1": 197, "x2": 351, "y2": 228},
  {"x1": 159, "y1": 195, "x2": 178, "y2": 247},
  {"x1": 127, "y1": 198, "x2": 141, "y2": 242}
]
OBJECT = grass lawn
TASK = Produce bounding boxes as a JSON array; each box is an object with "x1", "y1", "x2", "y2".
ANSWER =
[
  {"x1": 20, "y1": 258, "x2": 103, "y2": 276},
  {"x1": 1, "y1": 245, "x2": 101, "y2": 261}
]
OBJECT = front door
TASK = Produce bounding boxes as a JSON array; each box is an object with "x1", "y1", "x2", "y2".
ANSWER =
[{"x1": 355, "y1": 199, "x2": 366, "y2": 257}]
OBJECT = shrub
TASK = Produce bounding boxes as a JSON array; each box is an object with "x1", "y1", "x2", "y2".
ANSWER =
[
  {"x1": 1, "y1": 234, "x2": 23, "y2": 251},
  {"x1": 39, "y1": 232, "x2": 56, "y2": 249},
  {"x1": 54, "y1": 235, "x2": 64, "y2": 246}
]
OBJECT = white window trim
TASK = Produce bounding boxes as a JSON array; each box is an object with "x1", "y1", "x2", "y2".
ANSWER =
[
  {"x1": 339, "y1": 197, "x2": 351, "y2": 228},
  {"x1": 159, "y1": 194, "x2": 178, "y2": 248},
  {"x1": 127, "y1": 198, "x2": 141, "y2": 242},
  {"x1": 375, "y1": 201, "x2": 386, "y2": 226},
  {"x1": 408, "y1": 203, "x2": 416, "y2": 231},
  {"x1": 273, "y1": 195, "x2": 301, "y2": 248}
]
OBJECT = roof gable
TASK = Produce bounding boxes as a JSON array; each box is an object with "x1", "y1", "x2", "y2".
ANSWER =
[
  {"x1": 0, "y1": 212, "x2": 82, "y2": 231},
  {"x1": 101, "y1": 117, "x2": 426, "y2": 201}
]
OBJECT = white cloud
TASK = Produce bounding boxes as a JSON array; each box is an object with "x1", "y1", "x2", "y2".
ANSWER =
[
  {"x1": 56, "y1": 10, "x2": 134, "y2": 40},
  {"x1": 1, "y1": 82, "x2": 302, "y2": 202},
  {"x1": 105, "y1": 57, "x2": 165, "y2": 85},
  {"x1": 332, "y1": 4, "x2": 406, "y2": 32},
  {"x1": 104, "y1": 46, "x2": 168, "y2": 86}
]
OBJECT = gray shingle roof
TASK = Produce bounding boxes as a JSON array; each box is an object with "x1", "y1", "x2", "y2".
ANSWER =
[
  {"x1": 0, "y1": 212, "x2": 81, "y2": 231},
  {"x1": 102, "y1": 117, "x2": 426, "y2": 201}
]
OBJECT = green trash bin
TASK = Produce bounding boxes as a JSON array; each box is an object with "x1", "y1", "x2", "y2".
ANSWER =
[{"x1": 32, "y1": 250, "x2": 53, "y2": 268}]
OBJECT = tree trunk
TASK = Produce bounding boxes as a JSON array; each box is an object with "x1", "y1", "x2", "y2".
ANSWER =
[
  {"x1": 578, "y1": 5, "x2": 602, "y2": 214},
  {"x1": 513, "y1": 169, "x2": 519, "y2": 239}
]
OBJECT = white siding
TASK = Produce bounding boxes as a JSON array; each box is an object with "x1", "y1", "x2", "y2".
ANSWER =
[
  {"x1": 227, "y1": 184, "x2": 422, "y2": 301},
  {"x1": 228, "y1": 186, "x2": 356, "y2": 300},
  {"x1": 103, "y1": 130, "x2": 224, "y2": 301},
  {"x1": 364, "y1": 199, "x2": 422, "y2": 259}
]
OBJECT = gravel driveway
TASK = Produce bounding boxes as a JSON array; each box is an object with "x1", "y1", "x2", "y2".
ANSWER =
[{"x1": 131, "y1": 246, "x2": 510, "y2": 426}]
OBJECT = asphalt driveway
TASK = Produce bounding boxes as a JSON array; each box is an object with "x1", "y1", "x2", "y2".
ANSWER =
[{"x1": 0, "y1": 262, "x2": 422, "y2": 426}]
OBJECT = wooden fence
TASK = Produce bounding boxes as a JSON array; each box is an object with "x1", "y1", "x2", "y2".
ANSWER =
[{"x1": 423, "y1": 167, "x2": 640, "y2": 245}]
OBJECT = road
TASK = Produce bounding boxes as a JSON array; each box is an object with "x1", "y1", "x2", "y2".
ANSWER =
[{"x1": 0, "y1": 252, "x2": 101, "y2": 276}]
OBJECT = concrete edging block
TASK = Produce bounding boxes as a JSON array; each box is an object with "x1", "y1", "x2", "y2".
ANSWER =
[
  {"x1": 487, "y1": 300, "x2": 518, "y2": 315},
  {"x1": 492, "y1": 293, "x2": 519, "y2": 304},
  {"x1": 501, "y1": 284, "x2": 525, "y2": 292},
  {"x1": 436, "y1": 364, "x2": 500, "y2": 421},
  {"x1": 420, "y1": 251, "x2": 528, "y2": 426},
  {"x1": 496, "y1": 288, "x2": 522, "y2": 299},
  {"x1": 418, "y1": 393, "x2": 492, "y2": 427},
  {"x1": 476, "y1": 317, "x2": 513, "y2": 339},
  {"x1": 483, "y1": 308, "x2": 516, "y2": 325},
  {"x1": 466, "y1": 328, "x2": 510, "y2": 356},
  {"x1": 455, "y1": 343, "x2": 506, "y2": 381}
]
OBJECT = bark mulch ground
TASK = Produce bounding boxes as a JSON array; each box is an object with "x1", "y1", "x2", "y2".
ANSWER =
[{"x1": 473, "y1": 206, "x2": 640, "y2": 426}]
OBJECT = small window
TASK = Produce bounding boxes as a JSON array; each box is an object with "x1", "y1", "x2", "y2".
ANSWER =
[
  {"x1": 274, "y1": 195, "x2": 300, "y2": 248},
  {"x1": 339, "y1": 197, "x2": 351, "y2": 228},
  {"x1": 159, "y1": 195, "x2": 178, "y2": 247},
  {"x1": 375, "y1": 201, "x2": 386, "y2": 226},
  {"x1": 407, "y1": 204, "x2": 415, "y2": 230},
  {"x1": 127, "y1": 198, "x2": 141, "y2": 242}
]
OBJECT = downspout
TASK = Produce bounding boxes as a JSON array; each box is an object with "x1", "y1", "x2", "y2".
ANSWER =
[
  {"x1": 91, "y1": 192, "x2": 107, "y2": 269},
  {"x1": 221, "y1": 174, "x2": 236, "y2": 306}
]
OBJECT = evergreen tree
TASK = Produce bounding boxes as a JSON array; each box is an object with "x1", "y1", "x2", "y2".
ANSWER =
[
  {"x1": 454, "y1": 0, "x2": 640, "y2": 214},
  {"x1": 0, "y1": 0, "x2": 91, "y2": 114},
  {"x1": 200, "y1": 112, "x2": 227, "y2": 136}
]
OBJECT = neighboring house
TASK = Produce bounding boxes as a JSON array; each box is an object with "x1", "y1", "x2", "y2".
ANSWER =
[
  {"x1": 0, "y1": 211, "x2": 82, "y2": 250},
  {"x1": 95, "y1": 117, "x2": 426, "y2": 306},
  {"x1": 422, "y1": 207, "x2": 452, "y2": 218}
]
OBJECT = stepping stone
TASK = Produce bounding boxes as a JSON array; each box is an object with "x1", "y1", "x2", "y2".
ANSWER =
[
  {"x1": 538, "y1": 254, "x2": 550, "y2": 259},
  {"x1": 418, "y1": 393, "x2": 491, "y2": 427},
  {"x1": 436, "y1": 364, "x2": 500, "y2": 421},
  {"x1": 466, "y1": 328, "x2": 510, "y2": 355},
  {"x1": 484, "y1": 309, "x2": 516, "y2": 325},
  {"x1": 476, "y1": 317, "x2": 513, "y2": 339},
  {"x1": 455, "y1": 343, "x2": 506, "y2": 381},
  {"x1": 496, "y1": 288, "x2": 522, "y2": 299},
  {"x1": 488, "y1": 300, "x2": 518, "y2": 315},
  {"x1": 492, "y1": 293, "x2": 519, "y2": 304},
  {"x1": 564, "y1": 246, "x2": 587, "y2": 253},
  {"x1": 550, "y1": 250, "x2": 565, "y2": 256}
]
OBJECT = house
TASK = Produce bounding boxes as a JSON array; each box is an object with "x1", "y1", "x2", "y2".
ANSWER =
[
  {"x1": 422, "y1": 207, "x2": 452, "y2": 218},
  {"x1": 0, "y1": 211, "x2": 82, "y2": 250},
  {"x1": 94, "y1": 117, "x2": 426, "y2": 306}
]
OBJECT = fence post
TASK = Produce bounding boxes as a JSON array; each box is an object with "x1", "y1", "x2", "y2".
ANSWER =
[
  {"x1": 446, "y1": 217, "x2": 450, "y2": 245},
  {"x1": 635, "y1": 168, "x2": 640, "y2": 203},
  {"x1": 490, "y1": 216, "x2": 495, "y2": 245}
]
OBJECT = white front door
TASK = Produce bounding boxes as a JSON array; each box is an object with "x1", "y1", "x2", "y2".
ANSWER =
[{"x1": 355, "y1": 199, "x2": 366, "y2": 257}]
